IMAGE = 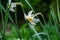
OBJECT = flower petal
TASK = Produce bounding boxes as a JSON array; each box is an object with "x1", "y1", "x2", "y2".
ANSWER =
[
  {"x1": 28, "y1": 10, "x2": 33, "y2": 16},
  {"x1": 10, "y1": 7, "x2": 15, "y2": 12},
  {"x1": 32, "y1": 18, "x2": 40, "y2": 23},
  {"x1": 24, "y1": 13, "x2": 28, "y2": 20},
  {"x1": 11, "y1": 3, "x2": 16, "y2": 8},
  {"x1": 30, "y1": 21, "x2": 36, "y2": 25},
  {"x1": 10, "y1": 3, "x2": 16, "y2": 12}
]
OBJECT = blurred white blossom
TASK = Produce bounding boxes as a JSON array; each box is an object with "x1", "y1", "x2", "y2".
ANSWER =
[
  {"x1": 8, "y1": 0, "x2": 23, "y2": 12},
  {"x1": 10, "y1": 3, "x2": 20, "y2": 12},
  {"x1": 24, "y1": 10, "x2": 41, "y2": 25}
]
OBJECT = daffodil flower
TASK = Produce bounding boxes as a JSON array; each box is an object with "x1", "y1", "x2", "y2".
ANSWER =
[
  {"x1": 10, "y1": 3, "x2": 23, "y2": 12},
  {"x1": 24, "y1": 10, "x2": 42, "y2": 25},
  {"x1": 8, "y1": 0, "x2": 23, "y2": 12}
]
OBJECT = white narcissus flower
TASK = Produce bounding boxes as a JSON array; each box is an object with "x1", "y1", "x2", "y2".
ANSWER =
[
  {"x1": 10, "y1": 3, "x2": 23, "y2": 12},
  {"x1": 24, "y1": 10, "x2": 41, "y2": 25},
  {"x1": 8, "y1": 0, "x2": 23, "y2": 12}
]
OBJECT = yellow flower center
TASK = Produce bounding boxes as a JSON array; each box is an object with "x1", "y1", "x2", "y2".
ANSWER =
[{"x1": 27, "y1": 17, "x2": 33, "y2": 22}]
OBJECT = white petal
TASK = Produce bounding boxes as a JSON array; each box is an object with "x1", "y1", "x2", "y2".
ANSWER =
[
  {"x1": 24, "y1": 13, "x2": 28, "y2": 20},
  {"x1": 31, "y1": 14, "x2": 35, "y2": 17},
  {"x1": 10, "y1": 3, "x2": 16, "y2": 12},
  {"x1": 30, "y1": 21, "x2": 36, "y2": 25},
  {"x1": 10, "y1": 3, "x2": 21, "y2": 12},
  {"x1": 28, "y1": 10, "x2": 33, "y2": 16},
  {"x1": 10, "y1": 7, "x2": 15, "y2": 12},
  {"x1": 32, "y1": 18, "x2": 40, "y2": 23},
  {"x1": 11, "y1": 3, "x2": 16, "y2": 8}
]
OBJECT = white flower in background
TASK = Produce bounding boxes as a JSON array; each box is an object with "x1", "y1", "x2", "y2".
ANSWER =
[
  {"x1": 8, "y1": 0, "x2": 23, "y2": 12},
  {"x1": 24, "y1": 10, "x2": 41, "y2": 25},
  {"x1": 10, "y1": 3, "x2": 21, "y2": 12}
]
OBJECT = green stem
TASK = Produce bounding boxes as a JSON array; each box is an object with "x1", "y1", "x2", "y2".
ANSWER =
[
  {"x1": 56, "y1": 0, "x2": 60, "y2": 22},
  {"x1": 29, "y1": 23, "x2": 41, "y2": 40},
  {"x1": 15, "y1": 7, "x2": 21, "y2": 39},
  {"x1": 0, "y1": 4, "x2": 15, "y2": 24},
  {"x1": 25, "y1": 0, "x2": 35, "y2": 13},
  {"x1": 1, "y1": 9, "x2": 5, "y2": 40}
]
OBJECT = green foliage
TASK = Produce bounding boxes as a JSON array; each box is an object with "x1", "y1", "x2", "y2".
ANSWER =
[{"x1": 0, "y1": 0, "x2": 60, "y2": 40}]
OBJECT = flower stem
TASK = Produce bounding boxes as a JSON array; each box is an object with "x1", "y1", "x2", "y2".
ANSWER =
[{"x1": 29, "y1": 23, "x2": 41, "y2": 40}]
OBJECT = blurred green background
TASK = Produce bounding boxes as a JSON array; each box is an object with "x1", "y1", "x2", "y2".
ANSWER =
[{"x1": 0, "y1": 0, "x2": 60, "y2": 40}]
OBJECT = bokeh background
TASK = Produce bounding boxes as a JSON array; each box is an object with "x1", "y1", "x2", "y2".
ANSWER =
[{"x1": 0, "y1": 0, "x2": 60, "y2": 40}]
